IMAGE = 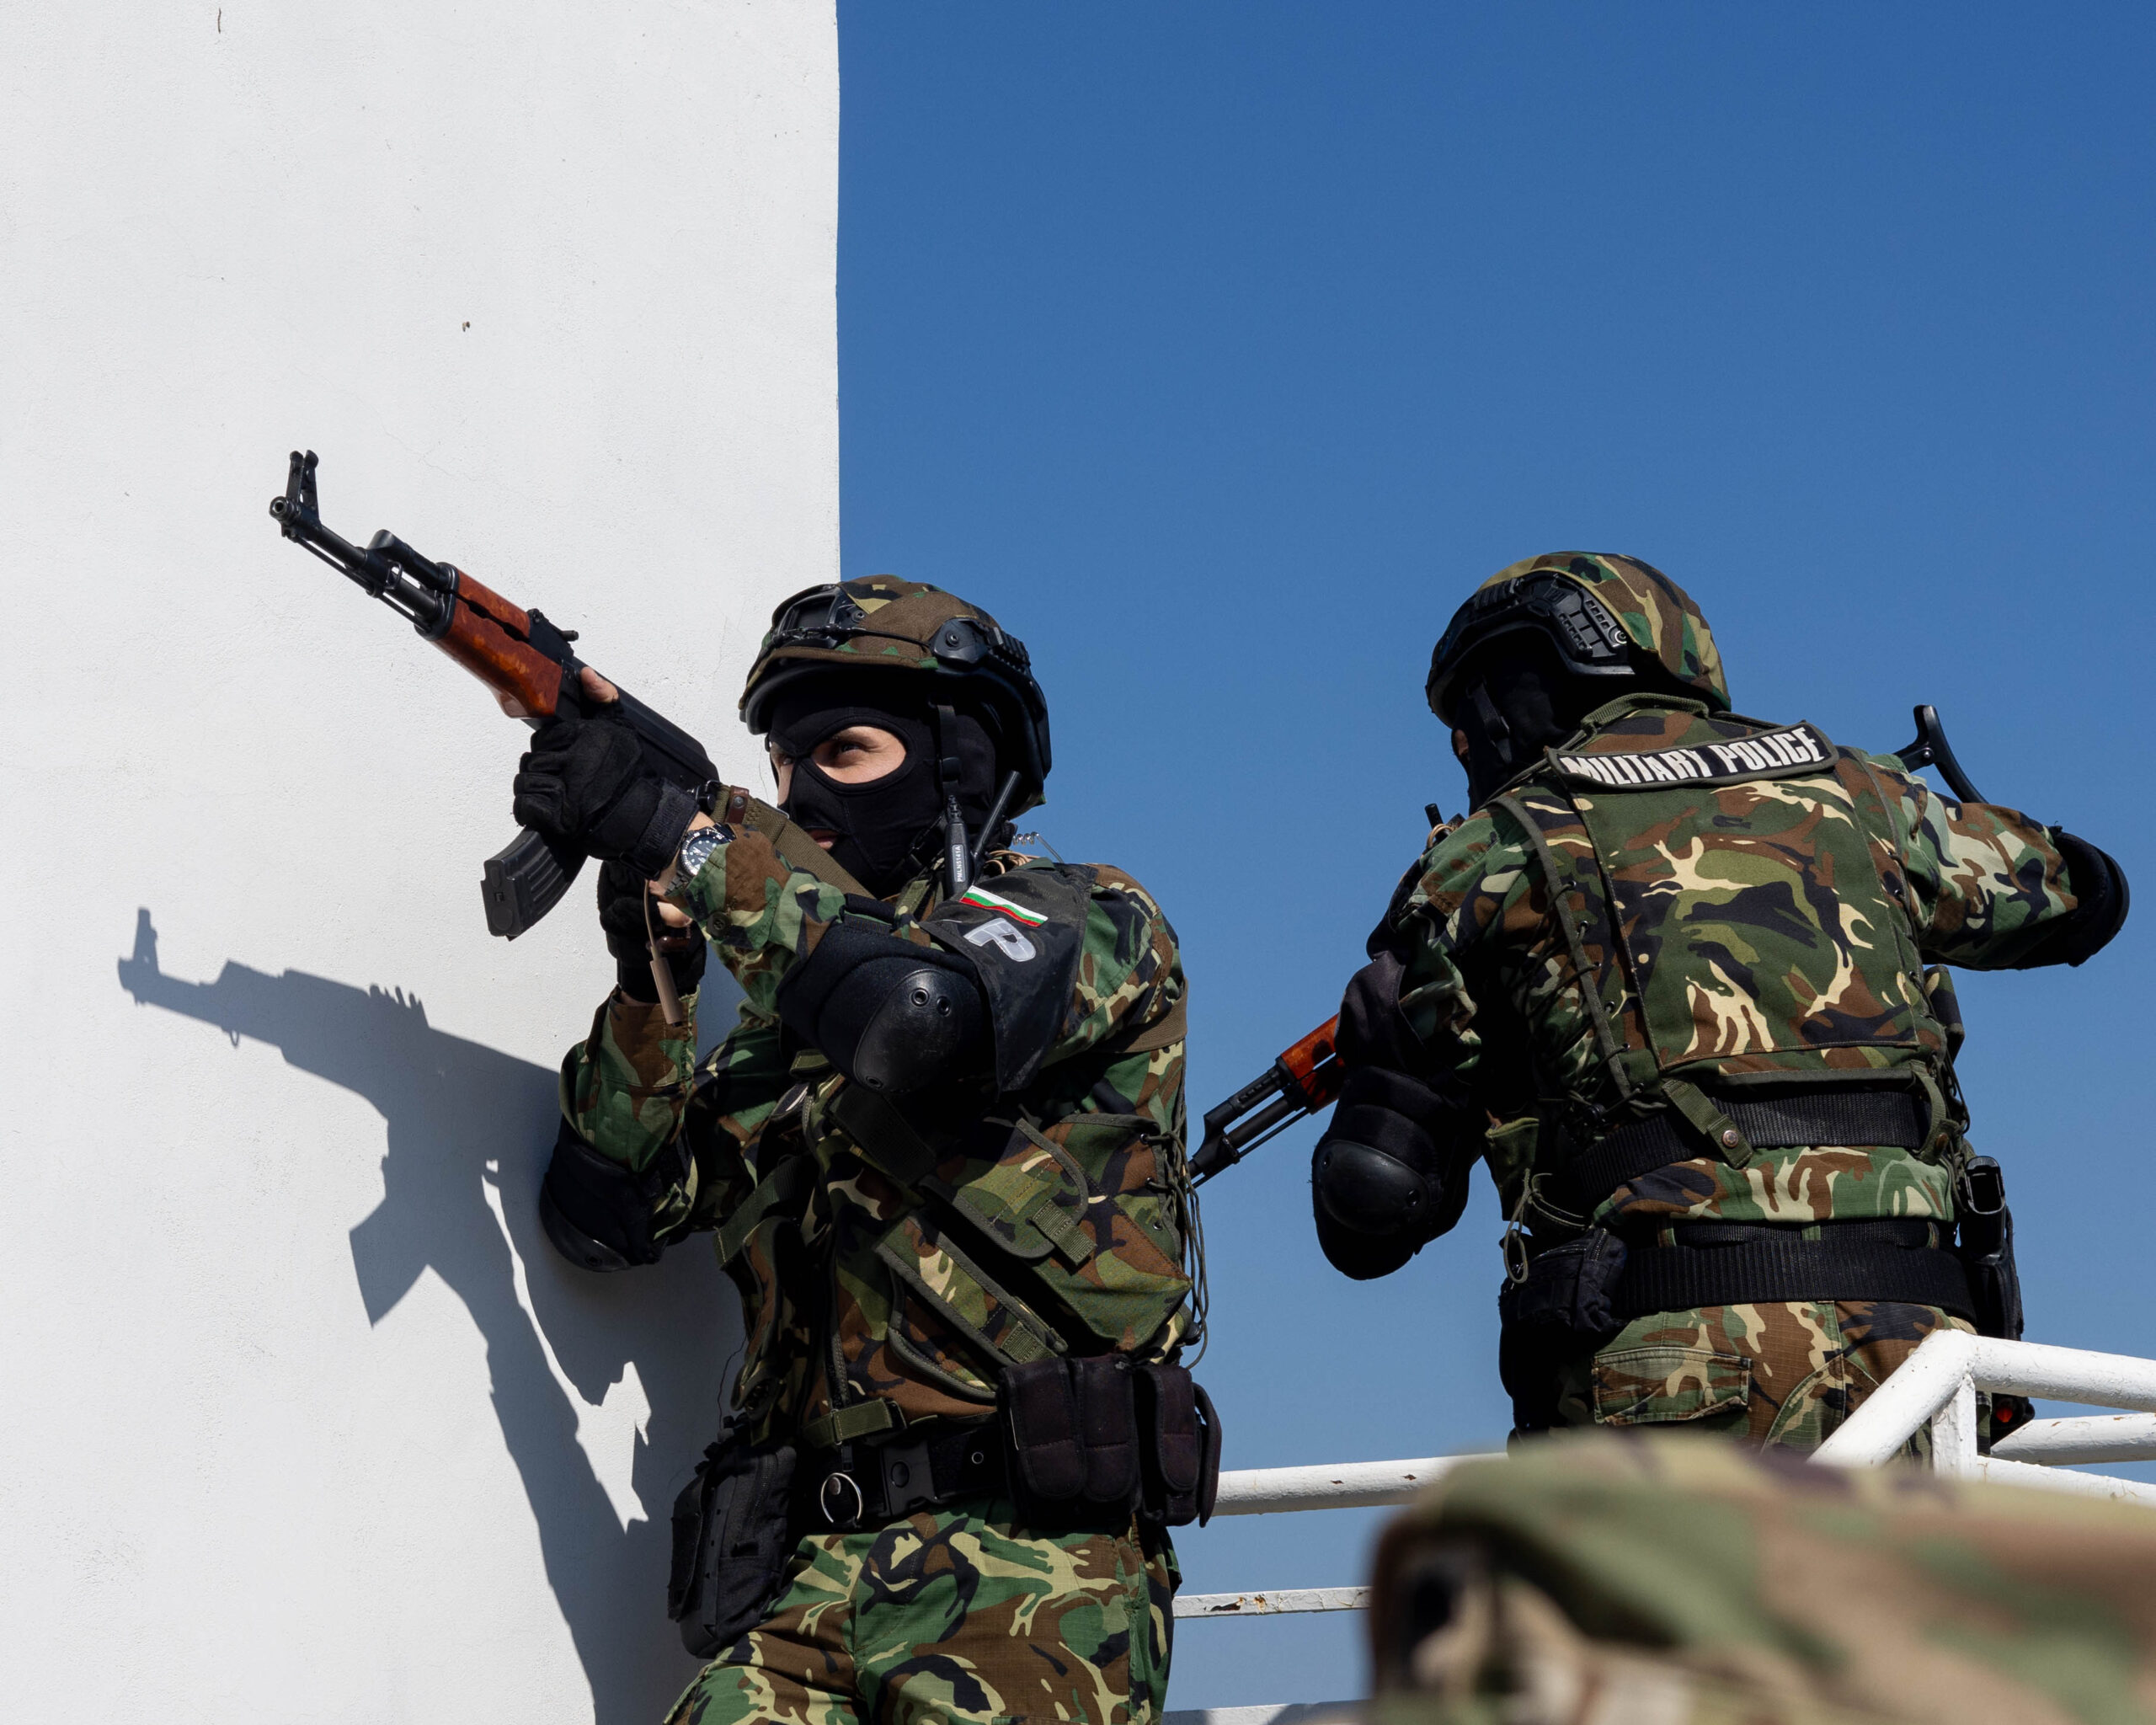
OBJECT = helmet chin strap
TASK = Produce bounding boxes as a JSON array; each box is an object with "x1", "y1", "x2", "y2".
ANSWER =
[
  {"x1": 1470, "y1": 681, "x2": 1518, "y2": 776},
  {"x1": 931, "y1": 703, "x2": 973, "y2": 897}
]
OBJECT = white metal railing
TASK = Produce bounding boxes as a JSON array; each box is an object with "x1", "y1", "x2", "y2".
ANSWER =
[
  {"x1": 1812, "y1": 1330, "x2": 2156, "y2": 1503},
  {"x1": 1171, "y1": 1453, "x2": 1501, "y2": 1621},
  {"x1": 1178, "y1": 1334, "x2": 2156, "y2": 1626},
  {"x1": 1164, "y1": 1338, "x2": 2156, "y2": 1725}
]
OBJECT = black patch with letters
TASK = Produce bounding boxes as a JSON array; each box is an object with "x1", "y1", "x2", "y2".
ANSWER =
[
  {"x1": 921, "y1": 863, "x2": 1087, "y2": 1092},
  {"x1": 1552, "y1": 722, "x2": 1836, "y2": 792}
]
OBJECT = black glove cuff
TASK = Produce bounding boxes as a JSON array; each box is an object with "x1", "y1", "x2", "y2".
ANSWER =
[
  {"x1": 2040, "y1": 829, "x2": 2131, "y2": 968},
  {"x1": 539, "y1": 1117, "x2": 686, "y2": 1272},
  {"x1": 611, "y1": 780, "x2": 699, "y2": 879}
]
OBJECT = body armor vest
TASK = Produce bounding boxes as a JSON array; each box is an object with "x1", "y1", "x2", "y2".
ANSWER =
[{"x1": 1494, "y1": 701, "x2": 1952, "y2": 1152}]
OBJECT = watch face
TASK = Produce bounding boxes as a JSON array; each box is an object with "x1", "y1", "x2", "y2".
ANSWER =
[{"x1": 679, "y1": 825, "x2": 728, "y2": 881}]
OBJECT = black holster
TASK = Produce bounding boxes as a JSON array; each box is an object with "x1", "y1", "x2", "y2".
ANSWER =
[
  {"x1": 1495, "y1": 1230, "x2": 1629, "y2": 1435},
  {"x1": 1956, "y1": 1156, "x2": 2025, "y2": 1342},
  {"x1": 1003, "y1": 1357, "x2": 1221, "y2": 1528},
  {"x1": 667, "y1": 1431, "x2": 800, "y2": 1659}
]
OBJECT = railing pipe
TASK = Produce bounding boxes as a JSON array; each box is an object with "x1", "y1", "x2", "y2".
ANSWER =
[
  {"x1": 1211, "y1": 1454, "x2": 1500, "y2": 1516},
  {"x1": 1993, "y1": 1413, "x2": 2156, "y2": 1466},
  {"x1": 1964, "y1": 1337, "x2": 2156, "y2": 1410},
  {"x1": 1813, "y1": 1328, "x2": 1977, "y2": 1467},
  {"x1": 1174, "y1": 1587, "x2": 1370, "y2": 1620}
]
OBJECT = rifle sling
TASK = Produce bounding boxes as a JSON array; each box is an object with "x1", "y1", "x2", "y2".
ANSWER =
[
  {"x1": 713, "y1": 1151, "x2": 819, "y2": 1269},
  {"x1": 723, "y1": 789, "x2": 873, "y2": 898}
]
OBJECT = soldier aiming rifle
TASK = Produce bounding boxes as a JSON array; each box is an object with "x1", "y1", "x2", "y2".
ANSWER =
[{"x1": 272, "y1": 455, "x2": 1214, "y2": 1724}]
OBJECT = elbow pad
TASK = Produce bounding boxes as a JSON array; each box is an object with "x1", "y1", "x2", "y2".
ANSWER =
[
  {"x1": 1310, "y1": 1066, "x2": 1473, "y2": 1279},
  {"x1": 776, "y1": 916, "x2": 989, "y2": 1094},
  {"x1": 2041, "y1": 830, "x2": 2131, "y2": 968},
  {"x1": 539, "y1": 1117, "x2": 686, "y2": 1273}
]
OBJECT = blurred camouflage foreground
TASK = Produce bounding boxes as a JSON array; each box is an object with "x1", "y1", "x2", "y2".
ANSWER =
[{"x1": 1360, "y1": 1432, "x2": 2156, "y2": 1724}]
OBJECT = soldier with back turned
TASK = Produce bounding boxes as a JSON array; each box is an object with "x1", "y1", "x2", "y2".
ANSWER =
[{"x1": 1307, "y1": 553, "x2": 2127, "y2": 1445}]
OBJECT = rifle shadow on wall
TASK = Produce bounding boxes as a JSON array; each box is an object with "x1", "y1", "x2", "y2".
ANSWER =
[{"x1": 117, "y1": 908, "x2": 734, "y2": 1725}]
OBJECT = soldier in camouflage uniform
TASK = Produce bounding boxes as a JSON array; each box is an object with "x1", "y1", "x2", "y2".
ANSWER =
[
  {"x1": 509, "y1": 578, "x2": 1209, "y2": 1723},
  {"x1": 1309, "y1": 553, "x2": 2127, "y2": 1448}
]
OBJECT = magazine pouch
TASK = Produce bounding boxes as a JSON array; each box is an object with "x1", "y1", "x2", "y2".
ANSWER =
[
  {"x1": 1004, "y1": 1354, "x2": 1141, "y2": 1525},
  {"x1": 667, "y1": 1433, "x2": 799, "y2": 1659},
  {"x1": 1135, "y1": 1363, "x2": 1223, "y2": 1526}
]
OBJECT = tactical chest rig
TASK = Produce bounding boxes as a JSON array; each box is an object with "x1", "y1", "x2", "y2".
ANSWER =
[
  {"x1": 1491, "y1": 707, "x2": 2017, "y2": 1391},
  {"x1": 668, "y1": 865, "x2": 1215, "y2": 1657}
]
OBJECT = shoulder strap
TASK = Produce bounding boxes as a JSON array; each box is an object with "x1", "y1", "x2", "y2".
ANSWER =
[
  {"x1": 723, "y1": 788, "x2": 873, "y2": 898},
  {"x1": 712, "y1": 1150, "x2": 818, "y2": 1268},
  {"x1": 1492, "y1": 789, "x2": 1632, "y2": 1088}
]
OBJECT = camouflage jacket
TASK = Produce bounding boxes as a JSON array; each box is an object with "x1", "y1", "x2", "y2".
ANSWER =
[
  {"x1": 1383, "y1": 694, "x2": 2088, "y2": 1237},
  {"x1": 559, "y1": 826, "x2": 1192, "y2": 1447}
]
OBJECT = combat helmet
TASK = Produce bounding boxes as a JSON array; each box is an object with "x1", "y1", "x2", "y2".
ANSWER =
[
  {"x1": 740, "y1": 576, "x2": 1052, "y2": 797},
  {"x1": 1425, "y1": 553, "x2": 1730, "y2": 724}
]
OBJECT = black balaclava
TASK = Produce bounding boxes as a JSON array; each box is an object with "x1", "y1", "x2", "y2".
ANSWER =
[
  {"x1": 1454, "y1": 635, "x2": 1618, "y2": 807},
  {"x1": 766, "y1": 672, "x2": 1003, "y2": 898}
]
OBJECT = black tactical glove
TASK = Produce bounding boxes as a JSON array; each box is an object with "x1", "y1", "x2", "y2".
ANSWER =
[
  {"x1": 511, "y1": 706, "x2": 696, "y2": 875},
  {"x1": 2033, "y1": 829, "x2": 2130, "y2": 968},
  {"x1": 596, "y1": 859, "x2": 707, "y2": 1005}
]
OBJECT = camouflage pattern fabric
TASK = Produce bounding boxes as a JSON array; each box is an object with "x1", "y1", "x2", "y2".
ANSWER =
[
  {"x1": 1378, "y1": 692, "x2": 2088, "y2": 1445},
  {"x1": 743, "y1": 575, "x2": 1000, "y2": 682},
  {"x1": 559, "y1": 828, "x2": 1193, "y2": 1441},
  {"x1": 1470, "y1": 552, "x2": 1731, "y2": 711},
  {"x1": 1364, "y1": 1431, "x2": 2156, "y2": 1724},
  {"x1": 667, "y1": 1498, "x2": 1177, "y2": 1725},
  {"x1": 1556, "y1": 1301, "x2": 1970, "y2": 1449}
]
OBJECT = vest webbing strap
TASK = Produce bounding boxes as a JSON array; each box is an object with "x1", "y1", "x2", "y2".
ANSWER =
[
  {"x1": 723, "y1": 789, "x2": 873, "y2": 898},
  {"x1": 1613, "y1": 1218, "x2": 1974, "y2": 1322},
  {"x1": 1569, "y1": 1087, "x2": 1929, "y2": 1205},
  {"x1": 798, "y1": 1399, "x2": 904, "y2": 1450},
  {"x1": 712, "y1": 1152, "x2": 818, "y2": 1269}
]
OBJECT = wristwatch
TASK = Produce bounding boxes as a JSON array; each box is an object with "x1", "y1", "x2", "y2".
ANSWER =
[{"x1": 674, "y1": 823, "x2": 728, "y2": 886}]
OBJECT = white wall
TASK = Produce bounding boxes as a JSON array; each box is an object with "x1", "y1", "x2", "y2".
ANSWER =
[{"x1": 0, "y1": 5, "x2": 836, "y2": 1720}]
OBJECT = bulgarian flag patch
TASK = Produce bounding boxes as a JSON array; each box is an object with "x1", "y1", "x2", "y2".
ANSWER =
[{"x1": 958, "y1": 884, "x2": 1048, "y2": 927}]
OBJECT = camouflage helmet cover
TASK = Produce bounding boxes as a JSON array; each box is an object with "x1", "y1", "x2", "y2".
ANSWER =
[
  {"x1": 739, "y1": 576, "x2": 1053, "y2": 793},
  {"x1": 1425, "y1": 552, "x2": 1731, "y2": 724}
]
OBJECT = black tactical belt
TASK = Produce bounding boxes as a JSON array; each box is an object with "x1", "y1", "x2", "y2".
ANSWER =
[
  {"x1": 1569, "y1": 1087, "x2": 1929, "y2": 1205},
  {"x1": 1612, "y1": 1217, "x2": 1975, "y2": 1322},
  {"x1": 800, "y1": 1417, "x2": 1006, "y2": 1530}
]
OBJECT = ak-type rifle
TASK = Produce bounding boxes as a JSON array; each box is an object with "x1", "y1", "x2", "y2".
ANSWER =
[
  {"x1": 1192, "y1": 706, "x2": 1990, "y2": 1183},
  {"x1": 268, "y1": 450, "x2": 719, "y2": 938}
]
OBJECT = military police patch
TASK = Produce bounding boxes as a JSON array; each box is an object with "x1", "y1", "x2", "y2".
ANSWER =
[{"x1": 1553, "y1": 722, "x2": 1835, "y2": 790}]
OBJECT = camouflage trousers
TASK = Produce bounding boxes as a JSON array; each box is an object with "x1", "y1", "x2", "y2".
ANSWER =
[
  {"x1": 665, "y1": 1495, "x2": 1178, "y2": 1725},
  {"x1": 1553, "y1": 1300, "x2": 1973, "y2": 1449}
]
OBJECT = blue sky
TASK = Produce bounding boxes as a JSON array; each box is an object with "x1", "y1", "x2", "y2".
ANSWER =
[{"x1": 836, "y1": 4, "x2": 2156, "y2": 1707}]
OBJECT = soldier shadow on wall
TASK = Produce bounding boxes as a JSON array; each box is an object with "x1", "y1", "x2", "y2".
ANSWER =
[{"x1": 117, "y1": 907, "x2": 734, "y2": 1725}]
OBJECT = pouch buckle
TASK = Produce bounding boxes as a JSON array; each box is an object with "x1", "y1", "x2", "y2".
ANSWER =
[{"x1": 876, "y1": 1439, "x2": 937, "y2": 1518}]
